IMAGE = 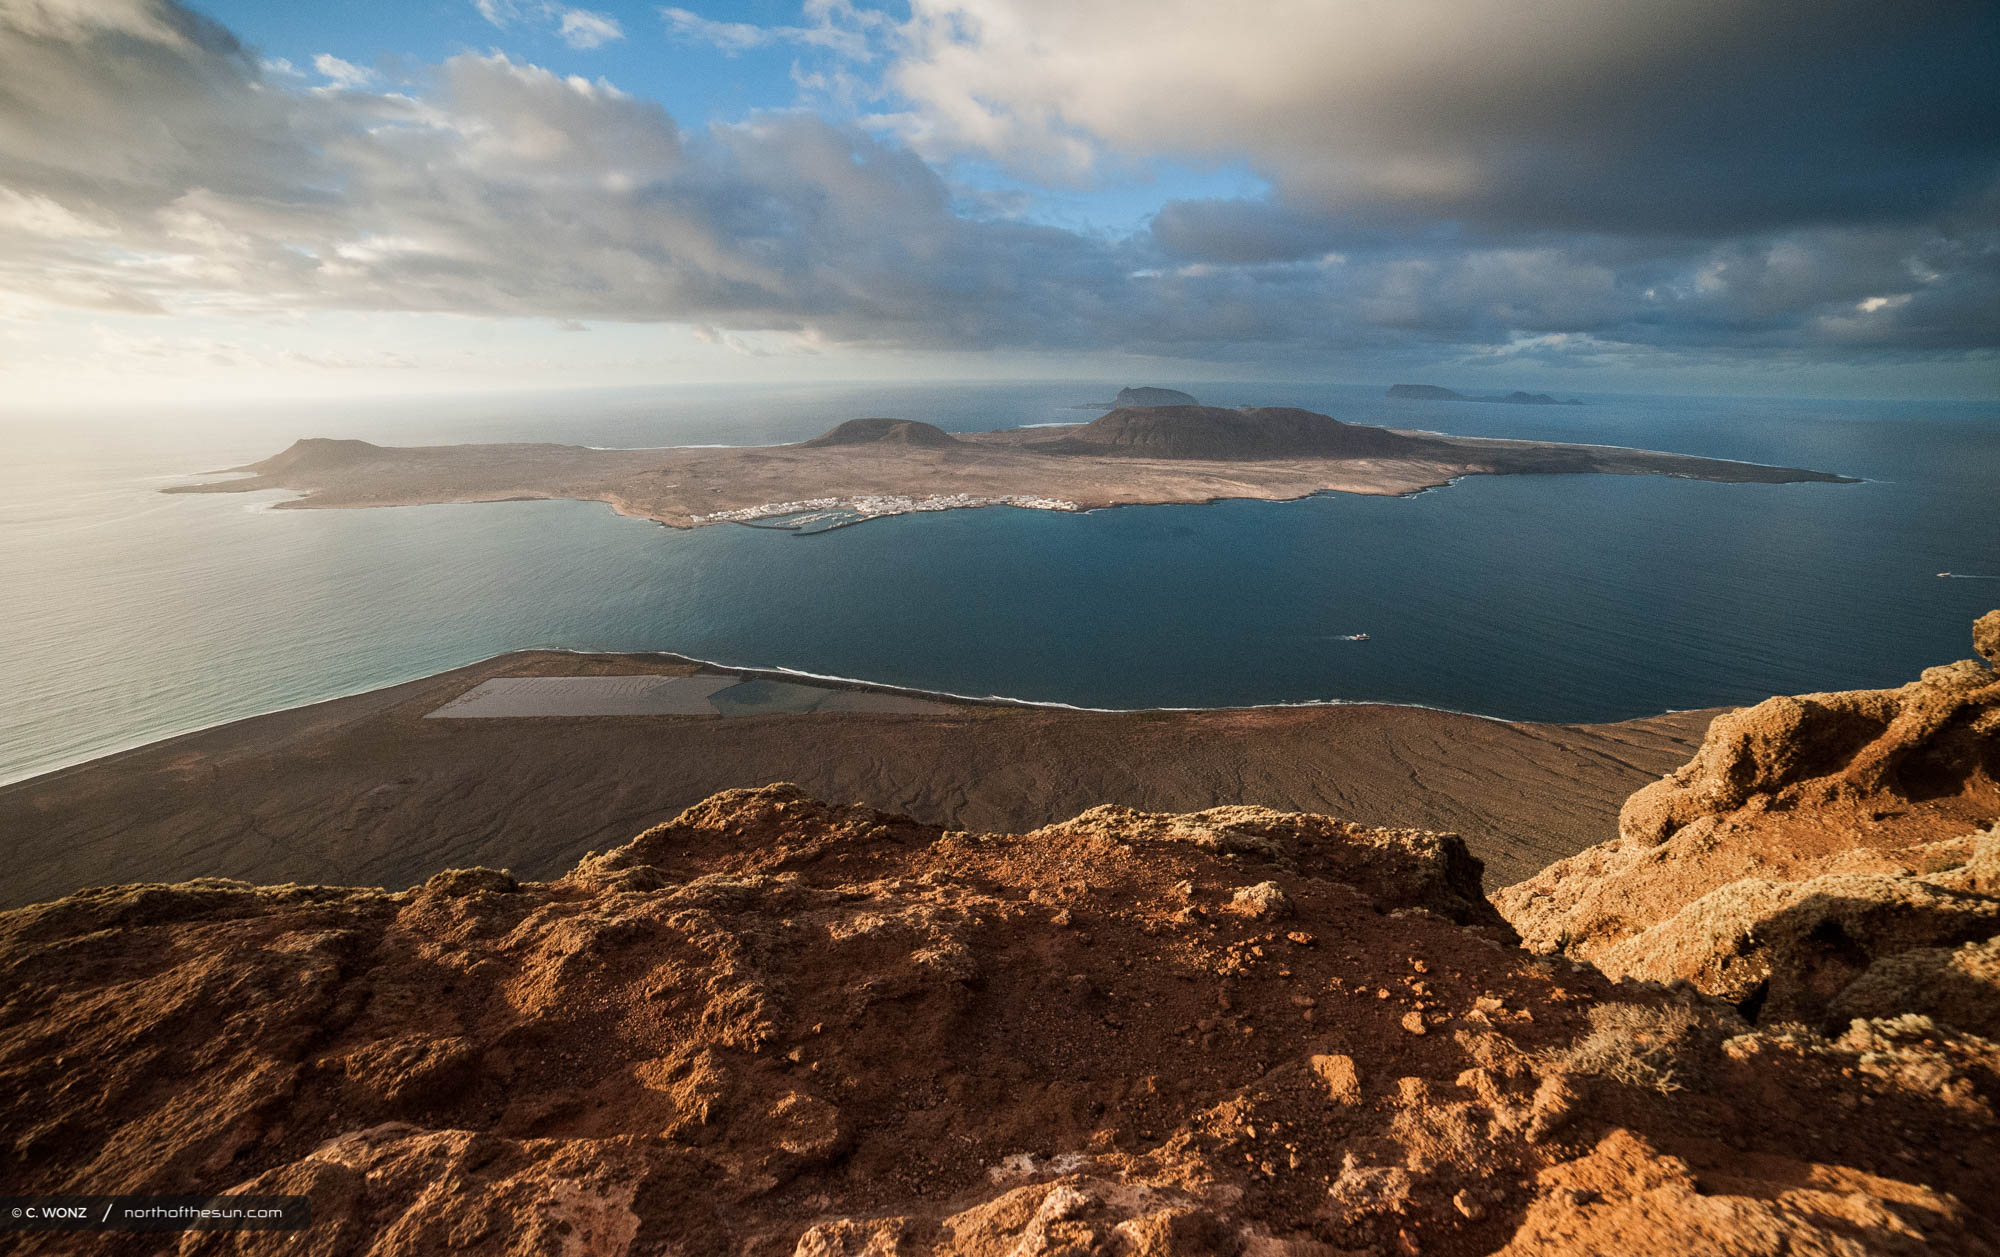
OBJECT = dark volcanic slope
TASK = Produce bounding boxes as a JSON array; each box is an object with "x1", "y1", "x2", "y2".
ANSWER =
[
  {"x1": 1033, "y1": 405, "x2": 1422, "y2": 460},
  {"x1": 0, "y1": 652, "x2": 1713, "y2": 909},
  {"x1": 799, "y1": 417, "x2": 962, "y2": 448}
]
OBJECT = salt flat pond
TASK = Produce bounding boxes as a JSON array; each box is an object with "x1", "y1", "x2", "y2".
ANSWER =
[{"x1": 427, "y1": 675, "x2": 953, "y2": 718}]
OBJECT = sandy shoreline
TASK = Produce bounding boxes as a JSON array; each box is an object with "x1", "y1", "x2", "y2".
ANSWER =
[{"x1": 0, "y1": 649, "x2": 1721, "y2": 909}]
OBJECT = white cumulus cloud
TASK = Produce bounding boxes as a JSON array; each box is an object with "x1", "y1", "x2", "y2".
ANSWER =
[
  {"x1": 660, "y1": 1, "x2": 878, "y2": 60},
  {"x1": 311, "y1": 53, "x2": 374, "y2": 89},
  {"x1": 557, "y1": 9, "x2": 623, "y2": 49},
  {"x1": 474, "y1": 1, "x2": 626, "y2": 51}
]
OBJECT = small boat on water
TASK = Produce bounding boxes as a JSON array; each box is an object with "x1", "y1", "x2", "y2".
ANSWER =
[{"x1": 1338, "y1": 632, "x2": 1370, "y2": 641}]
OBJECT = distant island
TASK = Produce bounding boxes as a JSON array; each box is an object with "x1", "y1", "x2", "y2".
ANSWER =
[
  {"x1": 169, "y1": 402, "x2": 1853, "y2": 532},
  {"x1": 1069, "y1": 384, "x2": 1203, "y2": 409},
  {"x1": 1112, "y1": 385, "x2": 1201, "y2": 406},
  {"x1": 1388, "y1": 383, "x2": 1582, "y2": 405}
]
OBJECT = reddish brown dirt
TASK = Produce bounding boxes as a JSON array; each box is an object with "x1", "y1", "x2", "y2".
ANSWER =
[{"x1": 3, "y1": 783, "x2": 1996, "y2": 1255}]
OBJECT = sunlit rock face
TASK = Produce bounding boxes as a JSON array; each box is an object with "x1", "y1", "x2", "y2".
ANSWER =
[{"x1": 1498, "y1": 612, "x2": 2000, "y2": 1032}]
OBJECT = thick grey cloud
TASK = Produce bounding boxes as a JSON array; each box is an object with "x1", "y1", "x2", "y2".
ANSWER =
[
  {"x1": 888, "y1": 0, "x2": 2000, "y2": 237},
  {"x1": 0, "y1": 0, "x2": 317, "y2": 210},
  {"x1": 1136, "y1": 216, "x2": 2000, "y2": 357},
  {"x1": 0, "y1": 0, "x2": 1994, "y2": 372}
]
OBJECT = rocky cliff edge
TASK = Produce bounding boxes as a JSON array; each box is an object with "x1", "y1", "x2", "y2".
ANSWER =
[{"x1": 1498, "y1": 611, "x2": 2000, "y2": 1037}]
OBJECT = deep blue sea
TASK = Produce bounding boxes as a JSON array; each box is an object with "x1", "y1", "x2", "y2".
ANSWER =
[{"x1": 3, "y1": 381, "x2": 1996, "y2": 785}]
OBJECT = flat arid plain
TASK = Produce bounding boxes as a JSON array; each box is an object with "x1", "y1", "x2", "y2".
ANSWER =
[{"x1": 0, "y1": 649, "x2": 1714, "y2": 909}]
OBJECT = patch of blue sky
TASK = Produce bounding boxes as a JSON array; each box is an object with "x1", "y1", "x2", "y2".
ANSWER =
[
  {"x1": 193, "y1": 0, "x2": 1259, "y2": 238},
  {"x1": 943, "y1": 158, "x2": 1273, "y2": 238},
  {"x1": 195, "y1": 0, "x2": 834, "y2": 126}
]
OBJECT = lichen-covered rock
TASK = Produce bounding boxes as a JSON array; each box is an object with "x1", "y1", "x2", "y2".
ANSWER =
[
  {"x1": 1595, "y1": 867, "x2": 2000, "y2": 1023},
  {"x1": 1227, "y1": 880, "x2": 1292, "y2": 919},
  {"x1": 1976, "y1": 609, "x2": 2000, "y2": 669},
  {"x1": 1830, "y1": 933, "x2": 2000, "y2": 1039},
  {"x1": 1497, "y1": 613, "x2": 2000, "y2": 1035},
  {"x1": 1611, "y1": 634, "x2": 1997, "y2": 852},
  {"x1": 1033, "y1": 802, "x2": 1506, "y2": 929}
]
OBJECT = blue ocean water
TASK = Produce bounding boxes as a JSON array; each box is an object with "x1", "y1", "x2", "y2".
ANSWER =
[{"x1": 2, "y1": 381, "x2": 1996, "y2": 786}]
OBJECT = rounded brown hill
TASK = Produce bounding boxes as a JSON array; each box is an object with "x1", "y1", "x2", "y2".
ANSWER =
[
  {"x1": 1036, "y1": 405, "x2": 1421, "y2": 460},
  {"x1": 246, "y1": 437, "x2": 389, "y2": 474},
  {"x1": 799, "y1": 417, "x2": 962, "y2": 448}
]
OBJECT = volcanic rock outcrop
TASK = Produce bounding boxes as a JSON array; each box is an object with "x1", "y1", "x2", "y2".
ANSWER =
[
  {"x1": 1498, "y1": 611, "x2": 2000, "y2": 1031},
  {"x1": 6, "y1": 768, "x2": 1999, "y2": 1253}
]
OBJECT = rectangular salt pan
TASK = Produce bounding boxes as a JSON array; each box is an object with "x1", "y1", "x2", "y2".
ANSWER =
[
  {"x1": 426, "y1": 675, "x2": 739, "y2": 718},
  {"x1": 426, "y1": 674, "x2": 956, "y2": 718}
]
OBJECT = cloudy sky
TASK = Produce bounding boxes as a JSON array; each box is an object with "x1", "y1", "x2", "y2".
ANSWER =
[{"x1": 2, "y1": 0, "x2": 1996, "y2": 405}]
